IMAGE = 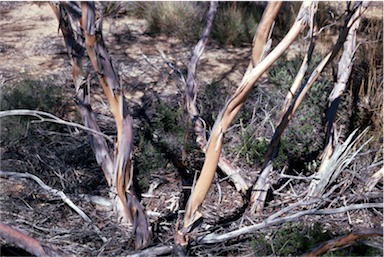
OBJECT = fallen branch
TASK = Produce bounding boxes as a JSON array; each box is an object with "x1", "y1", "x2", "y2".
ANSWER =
[
  {"x1": 127, "y1": 245, "x2": 174, "y2": 257},
  {"x1": 0, "y1": 170, "x2": 108, "y2": 243},
  {"x1": 0, "y1": 222, "x2": 74, "y2": 257},
  {"x1": 196, "y1": 202, "x2": 382, "y2": 244},
  {"x1": 304, "y1": 227, "x2": 383, "y2": 256},
  {"x1": 0, "y1": 170, "x2": 91, "y2": 223},
  {"x1": 0, "y1": 109, "x2": 113, "y2": 144}
]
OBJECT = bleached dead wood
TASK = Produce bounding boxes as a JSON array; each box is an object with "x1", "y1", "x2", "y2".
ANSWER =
[
  {"x1": 251, "y1": 1, "x2": 370, "y2": 213},
  {"x1": 0, "y1": 170, "x2": 92, "y2": 222},
  {"x1": 182, "y1": 1, "x2": 311, "y2": 233},
  {"x1": 185, "y1": 1, "x2": 218, "y2": 150},
  {"x1": 127, "y1": 245, "x2": 174, "y2": 257},
  {"x1": 365, "y1": 167, "x2": 383, "y2": 192},
  {"x1": 0, "y1": 109, "x2": 112, "y2": 144},
  {"x1": 51, "y1": 1, "x2": 151, "y2": 249},
  {"x1": 0, "y1": 170, "x2": 108, "y2": 243},
  {"x1": 196, "y1": 202, "x2": 382, "y2": 244},
  {"x1": 306, "y1": 128, "x2": 372, "y2": 198},
  {"x1": 307, "y1": 0, "x2": 366, "y2": 199}
]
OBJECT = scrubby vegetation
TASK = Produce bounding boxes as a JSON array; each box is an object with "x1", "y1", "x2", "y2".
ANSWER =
[
  {"x1": 0, "y1": 1, "x2": 382, "y2": 256},
  {"x1": 0, "y1": 79, "x2": 68, "y2": 143}
]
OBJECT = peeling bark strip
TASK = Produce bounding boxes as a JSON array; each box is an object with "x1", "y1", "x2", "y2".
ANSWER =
[
  {"x1": 182, "y1": 1, "x2": 308, "y2": 231},
  {"x1": 183, "y1": 1, "x2": 250, "y2": 194},
  {"x1": 80, "y1": 3, "x2": 151, "y2": 249},
  {"x1": 306, "y1": 1, "x2": 365, "y2": 199},
  {"x1": 51, "y1": 1, "x2": 151, "y2": 249},
  {"x1": 185, "y1": 2, "x2": 218, "y2": 148},
  {"x1": 250, "y1": 1, "x2": 370, "y2": 213},
  {"x1": 50, "y1": 2, "x2": 114, "y2": 184},
  {"x1": 246, "y1": 1, "x2": 282, "y2": 72}
]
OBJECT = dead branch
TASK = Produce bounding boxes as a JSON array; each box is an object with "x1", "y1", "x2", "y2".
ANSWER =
[
  {"x1": 127, "y1": 245, "x2": 174, "y2": 257},
  {"x1": 0, "y1": 222, "x2": 74, "y2": 257},
  {"x1": 184, "y1": 1, "x2": 250, "y2": 193},
  {"x1": 156, "y1": 2, "x2": 250, "y2": 195},
  {"x1": 307, "y1": 0, "x2": 366, "y2": 199},
  {"x1": 306, "y1": 128, "x2": 372, "y2": 198},
  {"x1": 185, "y1": 1, "x2": 218, "y2": 149},
  {"x1": 80, "y1": 2, "x2": 151, "y2": 249},
  {"x1": 0, "y1": 109, "x2": 113, "y2": 144},
  {"x1": 0, "y1": 169, "x2": 108, "y2": 243},
  {"x1": 183, "y1": 0, "x2": 310, "y2": 233},
  {"x1": 251, "y1": 1, "x2": 370, "y2": 213},
  {"x1": 51, "y1": 1, "x2": 151, "y2": 249},
  {"x1": 0, "y1": 170, "x2": 92, "y2": 223},
  {"x1": 365, "y1": 167, "x2": 383, "y2": 192},
  {"x1": 278, "y1": 13, "x2": 316, "y2": 123},
  {"x1": 304, "y1": 227, "x2": 383, "y2": 256},
  {"x1": 196, "y1": 202, "x2": 382, "y2": 244}
]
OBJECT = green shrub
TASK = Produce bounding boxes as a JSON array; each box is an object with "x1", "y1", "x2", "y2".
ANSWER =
[
  {"x1": 234, "y1": 124, "x2": 269, "y2": 166},
  {"x1": 0, "y1": 79, "x2": 66, "y2": 142},
  {"x1": 268, "y1": 54, "x2": 330, "y2": 171},
  {"x1": 143, "y1": 2, "x2": 206, "y2": 42},
  {"x1": 155, "y1": 101, "x2": 182, "y2": 134},
  {"x1": 134, "y1": 130, "x2": 168, "y2": 191},
  {"x1": 141, "y1": 2, "x2": 265, "y2": 46},
  {"x1": 134, "y1": 101, "x2": 186, "y2": 191}
]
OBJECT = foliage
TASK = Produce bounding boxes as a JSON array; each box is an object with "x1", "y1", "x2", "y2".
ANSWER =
[
  {"x1": 142, "y1": 2, "x2": 206, "y2": 42},
  {"x1": 134, "y1": 101, "x2": 185, "y2": 191},
  {"x1": 199, "y1": 80, "x2": 230, "y2": 128},
  {"x1": 268, "y1": 54, "x2": 330, "y2": 171},
  {"x1": 134, "y1": 128, "x2": 167, "y2": 191},
  {"x1": 99, "y1": 2, "x2": 131, "y2": 18},
  {"x1": 140, "y1": 2, "x2": 265, "y2": 46},
  {"x1": 226, "y1": 53, "x2": 330, "y2": 172},
  {"x1": 235, "y1": 126, "x2": 269, "y2": 167},
  {"x1": 212, "y1": 2, "x2": 262, "y2": 46},
  {"x1": 0, "y1": 79, "x2": 66, "y2": 143},
  {"x1": 155, "y1": 101, "x2": 182, "y2": 134},
  {"x1": 252, "y1": 223, "x2": 331, "y2": 255}
]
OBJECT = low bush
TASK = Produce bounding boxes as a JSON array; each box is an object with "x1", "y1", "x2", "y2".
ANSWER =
[
  {"x1": 0, "y1": 79, "x2": 66, "y2": 143},
  {"x1": 142, "y1": 2, "x2": 206, "y2": 42}
]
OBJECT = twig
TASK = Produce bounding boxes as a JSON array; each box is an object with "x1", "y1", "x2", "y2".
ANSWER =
[
  {"x1": 0, "y1": 109, "x2": 113, "y2": 144},
  {"x1": 0, "y1": 170, "x2": 92, "y2": 223}
]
